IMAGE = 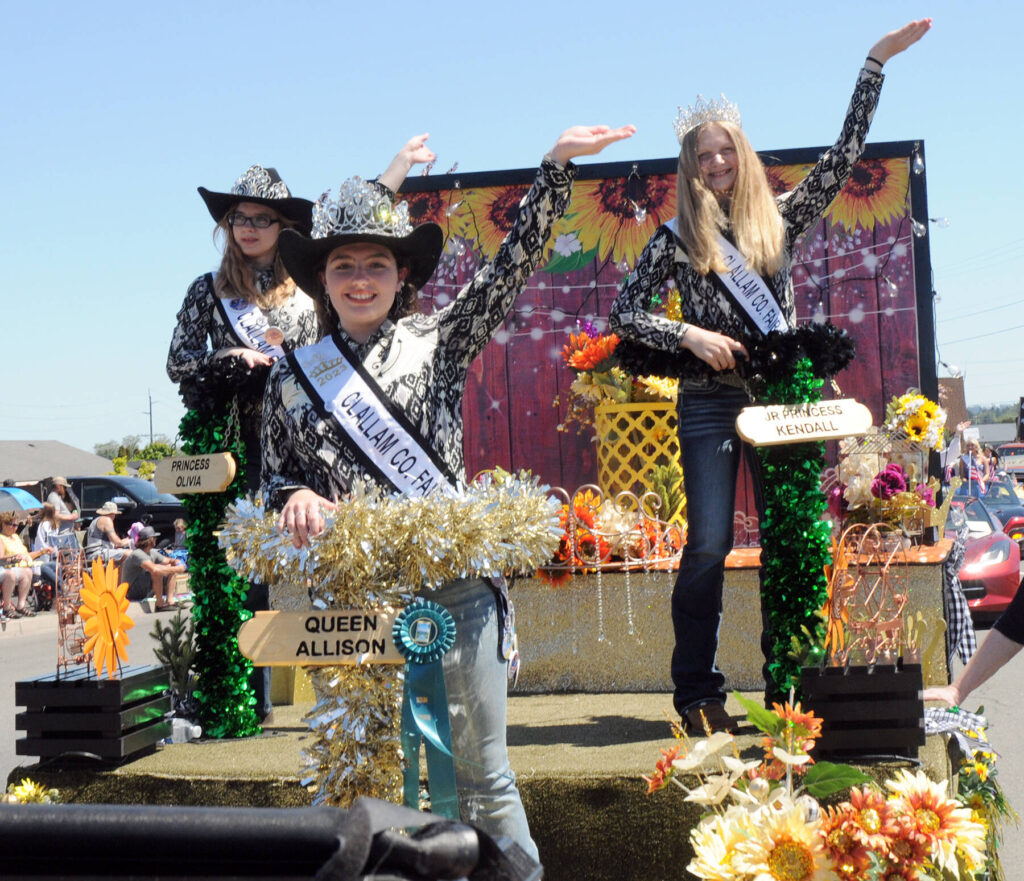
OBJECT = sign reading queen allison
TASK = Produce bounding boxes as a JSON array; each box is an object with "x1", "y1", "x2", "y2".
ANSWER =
[
  {"x1": 289, "y1": 334, "x2": 456, "y2": 497},
  {"x1": 736, "y1": 399, "x2": 873, "y2": 447}
]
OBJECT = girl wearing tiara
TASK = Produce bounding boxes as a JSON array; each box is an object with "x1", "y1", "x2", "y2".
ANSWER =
[
  {"x1": 263, "y1": 124, "x2": 634, "y2": 856},
  {"x1": 166, "y1": 140, "x2": 434, "y2": 726},
  {"x1": 608, "y1": 19, "x2": 931, "y2": 735}
]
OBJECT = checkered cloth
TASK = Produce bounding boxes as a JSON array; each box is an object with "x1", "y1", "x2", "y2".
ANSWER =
[
  {"x1": 924, "y1": 706, "x2": 995, "y2": 756},
  {"x1": 943, "y1": 520, "x2": 977, "y2": 666}
]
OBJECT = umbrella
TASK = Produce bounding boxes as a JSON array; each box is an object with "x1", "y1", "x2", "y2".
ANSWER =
[{"x1": 0, "y1": 487, "x2": 44, "y2": 513}]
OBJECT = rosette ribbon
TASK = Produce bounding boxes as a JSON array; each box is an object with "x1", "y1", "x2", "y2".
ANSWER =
[{"x1": 393, "y1": 598, "x2": 459, "y2": 818}]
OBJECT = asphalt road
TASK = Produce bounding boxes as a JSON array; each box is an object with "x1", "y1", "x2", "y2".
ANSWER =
[
  {"x1": 2, "y1": 608, "x2": 1023, "y2": 872},
  {"x1": 0, "y1": 601, "x2": 165, "y2": 786}
]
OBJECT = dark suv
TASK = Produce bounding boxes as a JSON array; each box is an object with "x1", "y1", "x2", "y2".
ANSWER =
[{"x1": 68, "y1": 476, "x2": 186, "y2": 546}]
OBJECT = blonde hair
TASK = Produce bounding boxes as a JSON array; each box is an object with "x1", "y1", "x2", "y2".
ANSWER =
[
  {"x1": 675, "y1": 122, "x2": 784, "y2": 276},
  {"x1": 213, "y1": 208, "x2": 298, "y2": 310},
  {"x1": 41, "y1": 503, "x2": 58, "y2": 530}
]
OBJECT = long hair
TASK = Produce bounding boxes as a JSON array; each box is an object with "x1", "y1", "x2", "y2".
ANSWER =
[
  {"x1": 675, "y1": 121, "x2": 784, "y2": 277},
  {"x1": 41, "y1": 503, "x2": 58, "y2": 530},
  {"x1": 313, "y1": 253, "x2": 421, "y2": 337},
  {"x1": 212, "y1": 209, "x2": 298, "y2": 309}
]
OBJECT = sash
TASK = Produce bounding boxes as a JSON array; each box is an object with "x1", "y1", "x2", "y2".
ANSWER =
[
  {"x1": 666, "y1": 219, "x2": 788, "y2": 335},
  {"x1": 210, "y1": 273, "x2": 286, "y2": 358},
  {"x1": 288, "y1": 332, "x2": 457, "y2": 496}
]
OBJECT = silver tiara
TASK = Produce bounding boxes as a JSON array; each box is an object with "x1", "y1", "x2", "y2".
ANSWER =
[
  {"x1": 673, "y1": 94, "x2": 742, "y2": 143},
  {"x1": 311, "y1": 177, "x2": 413, "y2": 240},
  {"x1": 230, "y1": 165, "x2": 290, "y2": 200}
]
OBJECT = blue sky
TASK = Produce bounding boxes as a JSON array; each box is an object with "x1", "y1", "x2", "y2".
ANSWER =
[{"x1": 2, "y1": 0, "x2": 1019, "y2": 451}]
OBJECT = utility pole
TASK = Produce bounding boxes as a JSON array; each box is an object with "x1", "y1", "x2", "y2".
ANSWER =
[{"x1": 146, "y1": 390, "x2": 154, "y2": 445}]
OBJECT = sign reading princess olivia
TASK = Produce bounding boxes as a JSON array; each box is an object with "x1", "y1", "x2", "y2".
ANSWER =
[{"x1": 736, "y1": 399, "x2": 873, "y2": 447}]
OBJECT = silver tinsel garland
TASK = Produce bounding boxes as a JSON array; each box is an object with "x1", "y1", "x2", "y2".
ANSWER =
[{"x1": 217, "y1": 472, "x2": 561, "y2": 805}]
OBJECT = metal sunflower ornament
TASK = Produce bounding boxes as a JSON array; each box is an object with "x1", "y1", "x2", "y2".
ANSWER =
[{"x1": 78, "y1": 559, "x2": 135, "y2": 679}]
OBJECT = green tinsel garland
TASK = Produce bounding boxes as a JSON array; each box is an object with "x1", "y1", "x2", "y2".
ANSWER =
[
  {"x1": 178, "y1": 406, "x2": 260, "y2": 738},
  {"x1": 757, "y1": 357, "x2": 832, "y2": 699}
]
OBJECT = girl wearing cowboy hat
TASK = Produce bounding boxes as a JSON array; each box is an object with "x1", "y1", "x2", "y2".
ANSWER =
[
  {"x1": 607, "y1": 19, "x2": 930, "y2": 736},
  {"x1": 167, "y1": 136, "x2": 437, "y2": 484},
  {"x1": 167, "y1": 141, "x2": 437, "y2": 723},
  {"x1": 262, "y1": 124, "x2": 634, "y2": 856}
]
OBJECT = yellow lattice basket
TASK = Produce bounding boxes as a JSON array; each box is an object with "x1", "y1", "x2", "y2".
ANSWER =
[{"x1": 594, "y1": 401, "x2": 683, "y2": 522}]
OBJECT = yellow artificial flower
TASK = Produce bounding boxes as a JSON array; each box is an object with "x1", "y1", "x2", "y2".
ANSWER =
[{"x1": 733, "y1": 800, "x2": 832, "y2": 881}]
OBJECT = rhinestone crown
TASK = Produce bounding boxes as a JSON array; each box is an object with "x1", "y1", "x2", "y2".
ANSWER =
[
  {"x1": 311, "y1": 177, "x2": 413, "y2": 240},
  {"x1": 230, "y1": 165, "x2": 290, "y2": 200},
  {"x1": 673, "y1": 94, "x2": 742, "y2": 144}
]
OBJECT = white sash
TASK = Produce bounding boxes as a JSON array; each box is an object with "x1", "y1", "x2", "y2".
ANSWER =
[
  {"x1": 666, "y1": 219, "x2": 788, "y2": 334},
  {"x1": 220, "y1": 296, "x2": 286, "y2": 358},
  {"x1": 290, "y1": 335, "x2": 455, "y2": 497}
]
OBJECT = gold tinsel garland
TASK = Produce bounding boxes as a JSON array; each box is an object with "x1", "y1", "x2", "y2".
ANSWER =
[{"x1": 218, "y1": 473, "x2": 561, "y2": 806}]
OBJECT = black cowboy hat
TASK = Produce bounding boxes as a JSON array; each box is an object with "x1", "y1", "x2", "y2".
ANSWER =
[
  {"x1": 278, "y1": 225, "x2": 444, "y2": 297},
  {"x1": 277, "y1": 178, "x2": 443, "y2": 295},
  {"x1": 198, "y1": 165, "x2": 314, "y2": 236}
]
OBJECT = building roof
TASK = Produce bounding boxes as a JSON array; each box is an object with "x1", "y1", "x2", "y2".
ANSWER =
[{"x1": 0, "y1": 440, "x2": 116, "y2": 483}]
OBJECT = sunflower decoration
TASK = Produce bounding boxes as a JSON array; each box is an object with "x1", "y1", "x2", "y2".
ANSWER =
[
  {"x1": 885, "y1": 768, "x2": 988, "y2": 877},
  {"x1": 79, "y1": 558, "x2": 134, "y2": 679},
  {"x1": 883, "y1": 391, "x2": 947, "y2": 451},
  {"x1": 403, "y1": 188, "x2": 450, "y2": 227},
  {"x1": 766, "y1": 163, "x2": 812, "y2": 197},
  {"x1": 825, "y1": 158, "x2": 909, "y2": 232},
  {"x1": 458, "y1": 183, "x2": 531, "y2": 259},
  {"x1": 568, "y1": 173, "x2": 676, "y2": 268},
  {"x1": 735, "y1": 800, "x2": 834, "y2": 881}
]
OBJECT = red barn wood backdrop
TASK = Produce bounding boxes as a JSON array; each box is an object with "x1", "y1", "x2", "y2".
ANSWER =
[{"x1": 400, "y1": 141, "x2": 936, "y2": 536}]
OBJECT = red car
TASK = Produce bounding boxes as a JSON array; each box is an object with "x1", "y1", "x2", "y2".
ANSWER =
[{"x1": 947, "y1": 497, "x2": 1022, "y2": 620}]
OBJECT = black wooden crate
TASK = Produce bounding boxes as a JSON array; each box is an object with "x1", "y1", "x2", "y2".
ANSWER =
[
  {"x1": 800, "y1": 663, "x2": 925, "y2": 760},
  {"x1": 15, "y1": 665, "x2": 171, "y2": 761}
]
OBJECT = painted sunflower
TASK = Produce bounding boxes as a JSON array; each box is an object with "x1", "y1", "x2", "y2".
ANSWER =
[
  {"x1": 569, "y1": 173, "x2": 676, "y2": 267},
  {"x1": 79, "y1": 558, "x2": 134, "y2": 679},
  {"x1": 403, "y1": 189, "x2": 450, "y2": 227},
  {"x1": 768, "y1": 163, "x2": 814, "y2": 195},
  {"x1": 460, "y1": 183, "x2": 531, "y2": 259},
  {"x1": 825, "y1": 158, "x2": 909, "y2": 232}
]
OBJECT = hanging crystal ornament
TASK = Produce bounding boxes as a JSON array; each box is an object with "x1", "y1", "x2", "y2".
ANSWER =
[
  {"x1": 912, "y1": 151, "x2": 925, "y2": 174},
  {"x1": 625, "y1": 164, "x2": 648, "y2": 225},
  {"x1": 446, "y1": 180, "x2": 463, "y2": 216},
  {"x1": 911, "y1": 218, "x2": 927, "y2": 237}
]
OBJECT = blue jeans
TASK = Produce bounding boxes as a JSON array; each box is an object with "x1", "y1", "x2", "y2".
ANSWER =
[
  {"x1": 671, "y1": 384, "x2": 767, "y2": 715},
  {"x1": 429, "y1": 578, "x2": 537, "y2": 861}
]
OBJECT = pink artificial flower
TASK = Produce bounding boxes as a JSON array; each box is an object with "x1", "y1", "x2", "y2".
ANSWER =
[
  {"x1": 871, "y1": 463, "x2": 907, "y2": 500},
  {"x1": 916, "y1": 483, "x2": 935, "y2": 507}
]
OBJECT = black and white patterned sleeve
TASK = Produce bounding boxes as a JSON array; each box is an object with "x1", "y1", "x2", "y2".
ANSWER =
[
  {"x1": 167, "y1": 275, "x2": 216, "y2": 382},
  {"x1": 778, "y1": 67, "x2": 884, "y2": 244},
  {"x1": 438, "y1": 158, "x2": 576, "y2": 366},
  {"x1": 608, "y1": 226, "x2": 685, "y2": 353},
  {"x1": 260, "y1": 363, "x2": 314, "y2": 509}
]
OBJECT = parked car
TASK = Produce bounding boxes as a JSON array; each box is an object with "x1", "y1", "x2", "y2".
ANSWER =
[
  {"x1": 996, "y1": 442, "x2": 1024, "y2": 480},
  {"x1": 68, "y1": 476, "x2": 185, "y2": 546},
  {"x1": 947, "y1": 497, "x2": 1021, "y2": 621},
  {"x1": 955, "y1": 479, "x2": 1024, "y2": 555}
]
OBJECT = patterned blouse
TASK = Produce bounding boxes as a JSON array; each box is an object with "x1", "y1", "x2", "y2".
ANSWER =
[
  {"x1": 166, "y1": 269, "x2": 320, "y2": 482},
  {"x1": 167, "y1": 269, "x2": 319, "y2": 382},
  {"x1": 262, "y1": 158, "x2": 576, "y2": 507},
  {"x1": 608, "y1": 67, "x2": 884, "y2": 386}
]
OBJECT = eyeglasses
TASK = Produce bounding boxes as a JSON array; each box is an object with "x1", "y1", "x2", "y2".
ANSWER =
[{"x1": 227, "y1": 212, "x2": 280, "y2": 229}]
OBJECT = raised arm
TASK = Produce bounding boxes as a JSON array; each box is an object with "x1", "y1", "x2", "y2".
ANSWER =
[
  {"x1": 780, "y1": 18, "x2": 931, "y2": 243},
  {"x1": 377, "y1": 134, "x2": 437, "y2": 194},
  {"x1": 865, "y1": 18, "x2": 932, "y2": 68},
  {"x1": 439, "y1": 125, "x2": 635, "y2": 364}
]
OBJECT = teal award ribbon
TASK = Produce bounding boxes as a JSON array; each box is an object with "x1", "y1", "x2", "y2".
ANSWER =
[{"x1": 393, "y1": 598, "x2": 459, "y2": 819}]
